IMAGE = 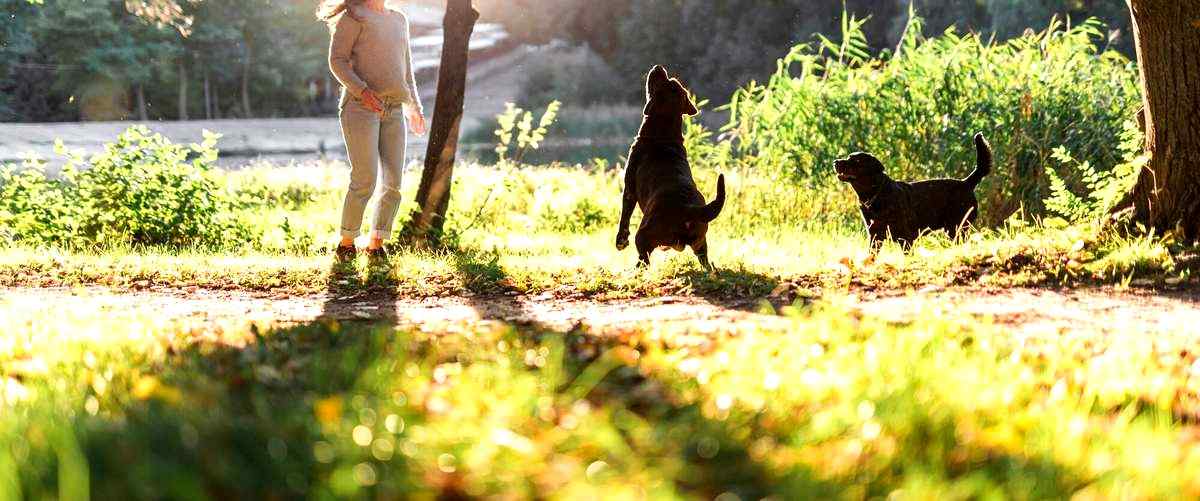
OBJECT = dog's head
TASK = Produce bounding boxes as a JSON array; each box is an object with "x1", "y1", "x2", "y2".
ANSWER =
[
  {"x1": 834, "y1": 152, "x2": 888, "y2": 194},
  {"x1": 644, "y1": 65, "x2": 698, "y2": 117}
]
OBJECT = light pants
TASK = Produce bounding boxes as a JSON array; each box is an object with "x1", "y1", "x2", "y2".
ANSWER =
[{"x1": 339, "y1": 98, "x2": 408, "y2": 240}]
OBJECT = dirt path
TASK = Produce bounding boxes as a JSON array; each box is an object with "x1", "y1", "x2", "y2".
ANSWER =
[{"x1": 5, "y1": 286, "x2": 1199, "y2": 336}]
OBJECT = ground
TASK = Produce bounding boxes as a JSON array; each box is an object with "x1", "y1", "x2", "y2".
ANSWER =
[{"x1": 6, "y1": 285, "x2": 1199, "y2": 337}]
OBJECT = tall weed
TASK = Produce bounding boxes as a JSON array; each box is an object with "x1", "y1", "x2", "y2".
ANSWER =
[{"x1": 709, "y1": 14, "x2": 1139, "y2": 226}]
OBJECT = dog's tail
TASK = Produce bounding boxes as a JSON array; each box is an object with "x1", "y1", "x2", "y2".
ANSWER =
[
  {"x1": 692, "y1": 174, "x2": 726, "y2": 223},
  {"x1": 963, "y1": 132, "x2": 992, "y2": 189}
]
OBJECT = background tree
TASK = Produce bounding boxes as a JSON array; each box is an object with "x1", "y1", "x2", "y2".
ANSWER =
[
  {"x1": 0, "y1": 0, "x2": 40, "y2": 120},
  {"x1": 1117, "y1": 0, "x2": 1200, "y2": 240},
  {"x1": 408, "y1": 0, "x2": 480, "y2": 239}
]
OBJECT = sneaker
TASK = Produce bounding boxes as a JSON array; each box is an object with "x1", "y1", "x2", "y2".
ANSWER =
[
  {"x1": 365, "y1": 246, "x2": 390, "y2": 264},
  {"x1": 334, "y1": 244, "x2": 357, "y2": 264}
]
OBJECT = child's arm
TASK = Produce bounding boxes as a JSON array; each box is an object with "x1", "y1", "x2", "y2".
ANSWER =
[
  {"x1": 401, "y1": 15, "x2": 422, "y2": 114},
  {"x1": 400, "y1": 14, "x2": 426, "y2": 134},
  {"x1": 328, "y1": 14, "x2": 369, "y2": 100}
]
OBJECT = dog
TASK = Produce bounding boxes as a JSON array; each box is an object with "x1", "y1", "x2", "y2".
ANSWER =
[
  {"x1": 615, "y1": 65, "x2": 726, "y2": 269},
  {"x1": 834, "y1": 133, "x2": 992, "y2": 249}
]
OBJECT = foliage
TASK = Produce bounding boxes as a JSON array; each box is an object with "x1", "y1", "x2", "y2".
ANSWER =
[
  {"x1": 0, "y1": 162, "x2": 75, "y2": 244},
  {"x1": 510, "y1": 0, "x2": 1132, "y2": 104},
  {"x1": 493, "y1": 101, "x2": 561, "y2": 165},
  {"x1": 0, "y1": 126, "x2": 252, "y2": 248},
  {"x1": 710, "y1": 15, "x2": 1139, "y2": 225},
  {"x1": 2, "y1": 0, "x2": 330, "y2": 122},
  {"x1": 1043, "y1": 118, "x2": 1146, "y2": 222}
]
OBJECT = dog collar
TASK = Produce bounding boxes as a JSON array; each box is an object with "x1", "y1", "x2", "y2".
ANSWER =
[{"x1": 860, "y1": 185, "x2": 885, "y2": 210}]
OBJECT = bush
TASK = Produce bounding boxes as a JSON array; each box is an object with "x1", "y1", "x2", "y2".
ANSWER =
[
  {"x1": 1044, "y1": 118, "x2": 1145, "y2": 223},
  {"x1": 0, "y1": 126, "x2": 253, "y2": 248},
  {"x1": 710, "y1": 14, "x2": 1139, "y2": 226}
]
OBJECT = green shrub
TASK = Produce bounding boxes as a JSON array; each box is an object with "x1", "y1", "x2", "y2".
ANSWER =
[
  {"x1": 1044, "y1": 118, "x2": 1146, "y2": 222},
  {"x1": 0, "y1": 161, "x2": 76, "y2": 244},
  {"x1": 0, "y1": 126, "x2": 254, "y2": 249},
  {"x1": 712, "y1": 14, "x2": 1139, "y2": 226}
]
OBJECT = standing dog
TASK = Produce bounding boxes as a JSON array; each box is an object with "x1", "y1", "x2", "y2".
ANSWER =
[
  {"x1": 834, "y1": 133, "x2": 992, "y2": 249},
  {"x1": 616, "y1": 65, "x2": 726, "y2": 269}
]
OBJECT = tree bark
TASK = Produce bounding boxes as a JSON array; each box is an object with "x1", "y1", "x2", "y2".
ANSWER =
[
  {"x1": 212, "y1": 77, "x2": 221, "y2": 119},
  {"x1": 135, "y1": 84, "x2": 148, "y2": 121},
  {"x1": 178, "y1": 58, "x2": 189, "y2": 120},
  {"x1": 241, "y1": 29, "x2": 254, "y2": 118},
  {"x1": 406, "y1": 0, "x2": 479, "y2": 240},
  {"x1": 203, "y1": 68, "x2": 212, "y2": 120},
  {"x1": 1119, "y1": 0, "x2": 1200, "y2": 241}
]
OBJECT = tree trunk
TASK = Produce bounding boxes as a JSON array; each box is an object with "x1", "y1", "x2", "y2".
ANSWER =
[
  {"x1": 135, "y1": 84, "x2": 148, "y2": 121},
  {"x1": 213, "y1": 78, "x2": 221, "y2": 119},
  {"x1": 1119, "y1": 0, "x2": 1200, "y2": 241},
  {"x1": 203, "y1": 69, "x2": 212, "y2": 120},
  {"x1": 178, "y1": 58, "x2": 189, "y2": 120},
  {"x1": 406, "y1": 0, "x2": 480, "y2": 240},
  {"x1": 241, "y1": 30, "x2": 254, "y2": 118}
]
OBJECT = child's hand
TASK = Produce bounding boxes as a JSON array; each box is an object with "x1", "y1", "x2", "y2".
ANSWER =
[
  {"x1": 404, "y1": 104, "x2": 427, "y2": 136},
  {"x1": 360, "y1": 89, "x2": 385, "y2": 115}
]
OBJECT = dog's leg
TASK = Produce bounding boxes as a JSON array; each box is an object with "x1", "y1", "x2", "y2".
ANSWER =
[
  {"x1": 867, "y1": 221, "x2": 886, "y2": 253},
  {"x1": 869, "y1": 236, "x2": 884, "y2": 254},
  {"x1": 635, "y1": 230, "x2": 653, "y2": 267},
  {"x1": 691, "y1": 237, "x2": 713, "y2": 271},
  {"x1": 616, "y1": 167, "x2": 637, "y2": 250}
]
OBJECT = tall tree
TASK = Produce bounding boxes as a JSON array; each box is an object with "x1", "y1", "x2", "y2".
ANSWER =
[
  {"x1": 407, "y1": 0, "x2": 480, "y2": 240},
  {"x1": 1117, "y1": 0, "x2": 1200, "y2": 240}
]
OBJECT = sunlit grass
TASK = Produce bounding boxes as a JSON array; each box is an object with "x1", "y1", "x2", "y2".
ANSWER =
[
  {"x1": 1, "y1": 161, "x2": 1194, "y2": 299},
  {"x1": 4, "y1": 290, "x2": 1200, "y2": 498}
]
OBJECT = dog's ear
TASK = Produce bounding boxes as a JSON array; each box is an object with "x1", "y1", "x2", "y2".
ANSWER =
[
  {"x1": 667, "y1": 78, "x2": 699, "y2": 116},
  {"x1": 680, "y1": 85, "x2": 699, "y2": 116}
]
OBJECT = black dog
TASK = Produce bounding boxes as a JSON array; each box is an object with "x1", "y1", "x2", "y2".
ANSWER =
[
  {"x1": 616, "y1": 65, "x2": 726, "y2": 269},
  {"x1": 834, "y1": 133, "x2": 992, "y2": 249}
]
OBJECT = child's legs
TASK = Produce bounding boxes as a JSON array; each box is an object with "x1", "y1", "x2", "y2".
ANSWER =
[
  {"x1": 339, "y1": 101, "x2": 382, "y2": 240},
  {"x1": 371, "y1": 108, "x2": 408, "y2": 239}
]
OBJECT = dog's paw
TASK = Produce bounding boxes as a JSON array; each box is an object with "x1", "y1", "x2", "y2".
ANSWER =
[{"x1": 615, "y1": 233, "x2": 630, "y2": 250}]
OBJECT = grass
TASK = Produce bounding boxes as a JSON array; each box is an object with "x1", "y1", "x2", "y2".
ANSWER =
[
  {"x1": 4, "y1": 285, "x2": 1200, "y2": 498},
  {"x1": 1, "y1": 161, "x2": 1194, "y2": 300}
]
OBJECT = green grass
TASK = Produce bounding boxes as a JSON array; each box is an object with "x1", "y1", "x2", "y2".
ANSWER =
[
  {"x1": 1, "y1": 161, "x2": 1193, "y2": 300},
  {"x1": 4, "y1": 287, "x2": 1200, "y2": 498}
]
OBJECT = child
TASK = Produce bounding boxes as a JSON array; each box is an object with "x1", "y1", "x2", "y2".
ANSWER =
[{"x1": 319, "y1": 0, "x2": 427, "y2": 262}]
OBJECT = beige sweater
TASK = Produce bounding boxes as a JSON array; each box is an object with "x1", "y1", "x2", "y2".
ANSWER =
[{"x1": 328, "y1": 7, "x2": 422, "y2": 111}]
